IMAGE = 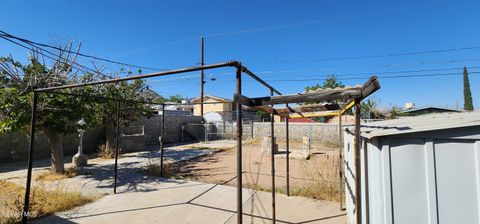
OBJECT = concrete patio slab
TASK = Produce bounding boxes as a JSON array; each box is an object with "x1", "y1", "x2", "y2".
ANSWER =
[{"x1": 33, "y1": 180, "x2": 346, "y2": 224}]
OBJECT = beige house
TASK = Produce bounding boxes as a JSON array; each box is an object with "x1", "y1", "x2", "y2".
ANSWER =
[{"x1": 192, "y1": 95, "x2": 234, "y2": 117}]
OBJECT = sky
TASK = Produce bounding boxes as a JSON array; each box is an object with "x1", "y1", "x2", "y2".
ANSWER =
[{"x1": 1, "y1": 0, "x2": 479, "y2": 109}]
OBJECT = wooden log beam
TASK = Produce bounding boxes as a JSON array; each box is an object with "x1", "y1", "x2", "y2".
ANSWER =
[
  {"x1": 361, "y1": 76, "x2": 381, "y2": 99},
  {"x1": 233, "y1": 76, "x2": 380, "y2": 118},
  {"x1": 275, "y1": 103, "x2": 344, "y2": 116},
  {"x1": 238, "y1": 88, "x2": 362, "y2": 106}
]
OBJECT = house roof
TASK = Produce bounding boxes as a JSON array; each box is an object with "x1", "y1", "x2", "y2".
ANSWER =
[
  {"x1": 401, "y1": 106, "x2": 464, "y2": 114},
  {"x1": 347, "y1": 111, "x2": 480, "y2": 139},
  {"x1": 191, "y1": 95, "x2": 232, "y2": 103}
]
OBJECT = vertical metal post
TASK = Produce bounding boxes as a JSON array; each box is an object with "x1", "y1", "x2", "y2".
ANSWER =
[
  {"x1": 235, "y1": 65, "x2": 243, "y2": 224},
  {"x1": 22, "y1": 91, "x2": 38, "y2": 224},
  {"x1": 113, "y1": 101, "x2": 120, "y2": 194},
  {"x1": 354, "y1": 98, "x2": 362, "y2": 224},
  {"x1": 270, "y1": 90, "x2": 276, "y2": 224},
  {"x1": 160, "y1": 104, "x2": 165, "y2": 177},
  {"x1": 339, "y1": 112, "x2": 344, "y2": 210},
  {"x1": 286, "y1": 106, "x2": 290, "y2": 197},
  {"x1": 200, "y1": 36, "x2": 205, "y2": 116}
]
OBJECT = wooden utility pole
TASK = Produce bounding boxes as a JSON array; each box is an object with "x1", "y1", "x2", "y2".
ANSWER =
[{"x1": 200, "y1": 36, "x2": 205, "y2": 116}]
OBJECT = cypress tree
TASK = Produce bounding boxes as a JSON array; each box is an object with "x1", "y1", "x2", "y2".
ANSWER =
[{"x1": 463, "y1": 67, "x2": 474, "y2": 111}]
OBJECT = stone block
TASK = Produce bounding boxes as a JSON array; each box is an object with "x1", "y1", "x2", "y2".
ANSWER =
[
  {"x1": 72, "y1": 153, "x2": 88, "y2": 167},
  {"x1": 289, "y1": 150, "x2": 311, "y2": 160},
  {"x1": 262, "y1": 136, "x2": 278, "y2": 155}
]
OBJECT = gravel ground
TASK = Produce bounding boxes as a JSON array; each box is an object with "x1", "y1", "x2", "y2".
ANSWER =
[{"x1": 174, "y1": 141, "x2": 340, "y2": 195}]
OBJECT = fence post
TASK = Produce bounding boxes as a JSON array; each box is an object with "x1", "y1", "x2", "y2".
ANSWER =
[
  {"x1": 204, "y1": 122, "x2": 208, "y2": 142},
  {"x1": 251, "y1": 120, "x2": 254, "y2": 139}
]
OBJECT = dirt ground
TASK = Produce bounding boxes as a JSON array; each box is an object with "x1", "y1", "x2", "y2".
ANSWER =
[{"x1": 174, "y1": 140, "x2": 342, "y2": 201}]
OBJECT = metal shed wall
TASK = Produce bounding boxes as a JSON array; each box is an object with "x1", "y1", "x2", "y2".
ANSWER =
[{"x1": 344, "y1": 126, "x2": 480, "y2": 224}]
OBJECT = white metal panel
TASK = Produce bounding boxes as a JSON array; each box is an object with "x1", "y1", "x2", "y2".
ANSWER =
[
  {"x1": 346, "y1": 111, "x2": 480, "y2": 139},
  {"x1": 361, "y1": 140, "x2": 371, "y2": 224},
  {"x1": 366, "y1": 139, "x2": 386, "y2": 224},
  {"x1": 390, "y1": 138, "x2": 430, "y2": 224},
  {"x1": 435, "y1": 140, "x2": 480, "y2": 224},
  {"x1": 344, "y1": 122, "x2": 480, "y2": 224},
  {"x1": 344, "y1": 132, "x2": 356, "y2": 224},
  {"x1": 424, "y1": 140, "x2": 439, "y2": 224},
  {"x1": 381, "y1": 141, "x2": 393, "y2": 224}
]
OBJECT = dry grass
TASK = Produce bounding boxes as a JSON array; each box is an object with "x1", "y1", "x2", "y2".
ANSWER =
[
  {"x1": 242, "y1": 152, "x2": 341, "y2": 202},
  {"x1": 0, "y1": 180, "x2": 96, "y2": 224},
  {"x1": 97, "y1": 144, "x2": 115, "y2": 159},
  {"x1": 145, "y1": 158, "x2": 176, "y2": 178},
  {"x1": 246, "y1": 183, "x2": 286, "y2": 194},
  {"x1": 35, "y1": 167, "x2": 78, "y2": 181},
  {"x1": 294, "y1": 153, "x2": 341, "y2": 202},
  {"x1": 321, "y1": 141, "x2": 340, "y2": 149},
  {"x1": 244, "y1": 137, "x2": 259, "y2": 145}
]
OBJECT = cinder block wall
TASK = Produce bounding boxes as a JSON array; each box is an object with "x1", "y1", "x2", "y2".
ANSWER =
[
  {"x1": 247, "y1": 122, "x2": 340, "y2": 144},
  {"x1": 0, "y1": 126, "x2": 105, "y2": 163},
  {"x1": 137, "y1": 114, "x2": 204, "y2": 145},
  {"x1": 0, "y1": 115, "x2": 206, "y2": 163}
]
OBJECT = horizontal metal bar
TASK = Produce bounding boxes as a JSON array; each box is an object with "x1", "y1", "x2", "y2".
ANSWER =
[
  {"x1": 36, "y1": 61, "x2": 239, "y2": 92},
  {"x1": 241, "y1": 66, "x2": 282, "y2": 95},
  {"x1": 41, "y1": 90, "x2": 161, "y2": 105}
]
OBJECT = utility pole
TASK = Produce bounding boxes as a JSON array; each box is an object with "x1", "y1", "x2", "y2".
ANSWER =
[{"x1": 200, "y1": 36, "x2": 205, "y2": 116}]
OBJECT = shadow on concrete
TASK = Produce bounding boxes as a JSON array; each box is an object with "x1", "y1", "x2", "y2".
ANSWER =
[{"x1": 37, "y1": 180, "x2": 346, "y2": 224}]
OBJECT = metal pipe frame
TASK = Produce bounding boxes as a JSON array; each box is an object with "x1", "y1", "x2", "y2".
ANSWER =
[
  {"x1": 235, "y1": 65, "x2": 243, "y2": 224},
  {"x1": 200, "y1": 37, "x2": 205, "y2": 116},
  {"x1": 354, "y1": 98, "x2": 362, "y2": 224},
  {"x1": 21, "y1": 61, "x2": 289, "y2": 224},
  {"x1": 21, "y1": 92, "x2": 37, "y2": 224},
  {"x1": 270, "y1": 90, "x2": 276, "y2": 223},
  {"x1": 35, "y1": 61, "x2": 238, "y2": 92},
  {"x1": 41, "y1": 90, "x2": 163, "y2": 106},
  {"x1": 285, "y1": 105, "x2": 290, "y2": 197},
  {"x1": 160, "y1": 104, "x2": 165, "y2": 177},
  {"x1": 113, "y1": 100, "x2": 121, "y2": 194},
  {"x1": 338, "y1": 112, "x2": 345, "y2": 210}
]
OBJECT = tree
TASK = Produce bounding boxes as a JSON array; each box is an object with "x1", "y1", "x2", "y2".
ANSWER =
[
  {"x1": 388, "y1": 105, "x2": 403, "y2": 119},
  {"x1": 304, "y1": 74, "x2": 345, "y2": 106},
  {"x1": 0, "y1": 50, "x2": 93, "y2": 173},
  {"x1": 167, "y1": 95, "x2": 186, "y2": 103},
  {"x1": 152, "y1": 94, "x2": 186, "y2": 104},
  {"x1": 361, "y1": 98, "x2": 378, "y2": 119},
  {"x1": 92, "y1": 74, "x2": 155, "y2": 153},
  {"x1": 304, "y1": 75, "x2": 346, "y2": 121},
  {"x1": 305, "y1": 74, "x2": 345, "y2": 92},
  {"x1": 463, "y1": 67, "x2": 474, "y2": 111}
]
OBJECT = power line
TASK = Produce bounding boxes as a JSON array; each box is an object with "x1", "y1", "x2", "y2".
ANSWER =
[
  {"x1": 204, "y1": 10, "x2": 401, "y2": 38},
  {"x1": 247, "y1": 46, "x2": 480, "y2": 64},
  {"x1": 0, "y1": 30, "x2": 165, "y2": 71},
  {"x1": 1, "y1": 35, "x2": 101, "y2": 76},
  {"x1": 105, "y1": 9, "x2": 404, "y2": 56},
  {"x1": 261, "y1": 71, "x2": 480, "y2": 82},
  {"x1": 266, "y1": 66, "x2": 480, "y2": 78},
  {"x1": 212, "y1": 66, "x2": 480, "y2": 79},
  {"x1": 0, "y1": 35, "x2": 113, "y2": 79}
]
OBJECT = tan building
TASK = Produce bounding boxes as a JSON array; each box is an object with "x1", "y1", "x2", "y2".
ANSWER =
[{"x1": 192, "y1": 95, "x2": 234, "y2": 117}]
